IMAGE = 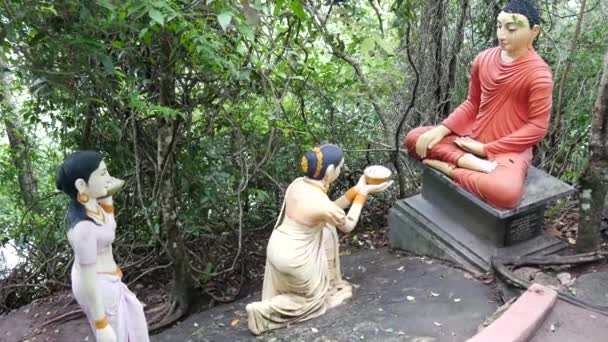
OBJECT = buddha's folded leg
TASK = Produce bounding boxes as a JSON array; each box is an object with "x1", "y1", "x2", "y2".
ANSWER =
[
  {"x1": 452, "y1": 153, "x2": 529, "y2": 209},
  {"x1": 404, "y1": 126, "x2": 466, "y2": 165}
]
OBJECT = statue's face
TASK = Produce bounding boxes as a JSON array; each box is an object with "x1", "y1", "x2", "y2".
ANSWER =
[
  {"x1": 80, "y1": 160, "x2": 112, "y2": 198},
  {"x1": 496, "y1": 11, "x2": 539, "y2": 55},
  {"x1": 327, "y1": 159, "x2": 345, "y2": 184}
]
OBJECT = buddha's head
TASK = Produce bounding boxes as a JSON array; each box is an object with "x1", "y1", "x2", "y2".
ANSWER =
[
  {"x1": 56, "y1": 150, "x2": 112, "y2": 202},
  {"x1": 497, "y1": 0, "x2": 541, "y2": 55},
  {"x1": 300, "y1": 144, "x2": 344, "y2": 185}
]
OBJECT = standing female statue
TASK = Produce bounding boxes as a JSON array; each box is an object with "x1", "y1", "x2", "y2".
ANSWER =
[
  {"x1": 246, "y1": 144, "x2": 392, "y2": 335},
  {"x1": 56, "y1": 151, "x2": 149, "y2": 342}
]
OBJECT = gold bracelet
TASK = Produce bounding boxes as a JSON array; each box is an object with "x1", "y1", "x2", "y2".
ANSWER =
[
  {"x1": 95, "y1": 317, "x2": 109, "y2": 329},
  {"x1": 345, "y1": 187, "x2": 358, "y2": 202},
  {"x1": 353, "y1": 194, "x2": 367, "y2": 205}
]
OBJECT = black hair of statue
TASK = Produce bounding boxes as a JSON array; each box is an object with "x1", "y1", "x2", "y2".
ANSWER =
[
  {"x1": 302, "y1": 144, "x2": 344, "y2": 180},
  {"x1": 503, "y1": 0, "x2": 541, "y2": 28},
  {"x1": 55, "y1": 150, "x2": 104, "y2": 230}
]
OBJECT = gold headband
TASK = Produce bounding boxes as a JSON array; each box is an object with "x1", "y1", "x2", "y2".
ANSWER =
[
  {"x1": 312, "y1": 147, "x2": 323, "y2": 179},
  {"x1": 300, "y1": 156, "x2": 308, "y2": 174}
]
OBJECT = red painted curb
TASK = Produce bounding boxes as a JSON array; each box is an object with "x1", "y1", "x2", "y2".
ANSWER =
[{"x1": 467, "y1": 283, "x2": 558, "y2": 342}]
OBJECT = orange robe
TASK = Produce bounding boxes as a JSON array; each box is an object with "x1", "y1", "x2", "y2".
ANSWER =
[{"x1": 405, "y1": 47, "x2": 553, "y2": 209}]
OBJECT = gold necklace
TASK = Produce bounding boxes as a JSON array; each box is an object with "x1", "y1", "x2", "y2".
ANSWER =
[
  {"x1": 303, "y1": 178, "x2": 329, "y2": 193},
  {"x1": 87, "y1": 206, "x2": 106, "y2": 224}
]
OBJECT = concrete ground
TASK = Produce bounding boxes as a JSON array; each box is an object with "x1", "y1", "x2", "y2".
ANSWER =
[
  {"x1": 531, "y1": 300, "x2": 608, "y2": 342},
  {"x1": 153, "y1": 248, "x2": 499, "y2": 342},
  {"x1": 4, "y1": 247, "x2": 606, "y2": 341}
]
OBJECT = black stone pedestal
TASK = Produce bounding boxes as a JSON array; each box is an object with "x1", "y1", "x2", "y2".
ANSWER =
[{"x1": 388, "y1": 167, "x2": 576, "y2": 273}]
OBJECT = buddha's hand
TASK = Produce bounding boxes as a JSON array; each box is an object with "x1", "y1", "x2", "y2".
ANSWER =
[
  {"x1": 359, "y1": 180, "x2": 394, "y2": 195},
  {"x1": 415, "y1": 125, "x2": 451, "y2": 158},
  {"x1": 96, "y1": 325, "x2": 117, "y2": 342},
  {"x1": 325, "y1": 204, "x2": 346, "y2": 227},
  {"x1": 454, "y1": 136, "x2": 486, "y2": 157}
]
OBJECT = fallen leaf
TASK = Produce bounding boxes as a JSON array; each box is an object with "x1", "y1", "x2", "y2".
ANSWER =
[
  {"x1": 406, "y1": 296, "x2": 415, "y2": 301},
  {"x1": 311, "y1": 327, "x2": 318, "y2": 333},
  {"x1": 430, "y1": 292, "x2": 439, "y2": 297},
  {"x1": 231, "y1": 319, "x2": 239, "y2": 327},
  {"x1": 433, "y1": 321, "x2": 442, "y2": 326}
]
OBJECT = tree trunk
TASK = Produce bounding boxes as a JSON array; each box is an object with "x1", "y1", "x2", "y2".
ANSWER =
[
  {"x1": 157, "y1": 31, "x2": 192, "y2": 319},
  {"x1": 576, "y1": 51, "x2": 608, "y2": 252},
  {"x1": 484, "y1": 0, "x2": 504, "y2": 47},
  {"x1": 441, "y1": 0, "x2": 469, "y2": 118},
  {"x1": 0, "y1": 56, "x2": 39, "y2": 209},
  {"x1": 550, "y1": 0, "x2": 587, "y2": 149},
  {"x1": 80, "y1": 104, "x2": 95, "y2": 150},
  {"x1": 431, "y1": 0, "x2": 445, "y2": 112}
]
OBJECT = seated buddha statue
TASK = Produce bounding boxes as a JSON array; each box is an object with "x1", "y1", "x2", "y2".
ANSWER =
[
  {"x1": 404, "y1": 0, "x2": 553, "y2": 209},
  {"x1": 246, "y1": 144, "x2": 392, "y2": 335}
]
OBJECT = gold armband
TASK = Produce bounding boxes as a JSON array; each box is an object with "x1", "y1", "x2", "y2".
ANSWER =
[
  {"x1": 97, "y1": 267, "x2": 123, "y2": 278},
  {"x1": 95, "y1": 317, "x2": 109, "y2": 329},
  {"x1": 345, "y1": 187, "x2": 358, "y2": 202},
  {"x1": 353, "y1": 194, "x2": 367, "y2": 205}
]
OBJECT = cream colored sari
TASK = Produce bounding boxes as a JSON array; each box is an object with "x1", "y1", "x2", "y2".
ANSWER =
[{"x1": 246, "y1": 178, "x2": 352, "y2": 335}]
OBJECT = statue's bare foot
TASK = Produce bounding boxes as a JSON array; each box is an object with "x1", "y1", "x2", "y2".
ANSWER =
[
  {"x1": 457, "y1": 153, "x2": 497, "y2": 173},
  {"x1": 422, "y1": 159, "x2": 453, "y2": 177},
  {"x1": 327, "y1": 284, "x2": 353, "y2": 309}
]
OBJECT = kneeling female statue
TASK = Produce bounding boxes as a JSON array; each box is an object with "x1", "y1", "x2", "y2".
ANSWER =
[
  {"x1": 56, "y1": 151, "x2": 149, "y2": 342},
  {"x1": 246, "y1": 144, "x2": 392, "y2": 335}
]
